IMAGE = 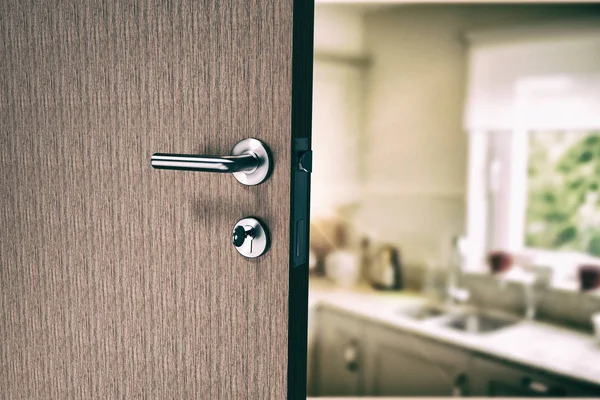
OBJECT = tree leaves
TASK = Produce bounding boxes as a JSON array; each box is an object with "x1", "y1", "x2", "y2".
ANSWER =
[
  {"x1": 554, "y1": 226, "x2": 578, "y2": 247},
  {"x1": 525, "y1": 130, "x2": 600, "y2": 256}
]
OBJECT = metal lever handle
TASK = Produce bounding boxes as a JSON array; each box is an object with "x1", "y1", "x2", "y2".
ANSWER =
[
  {"x1": 151, "y1": 138, "x2": 272, "y2": 186},
  {"x1": 151, "y1": 153, "x2": 258, "y2": 173}
]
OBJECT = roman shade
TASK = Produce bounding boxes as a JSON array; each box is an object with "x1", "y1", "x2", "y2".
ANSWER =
[{"x1": 463, "y1": 20, "x2": 600, "y2": 131}]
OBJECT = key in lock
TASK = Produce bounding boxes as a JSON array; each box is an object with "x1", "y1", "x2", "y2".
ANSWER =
[{"x1": 231, "y1": 217, "x2": 269, "y2": 258}]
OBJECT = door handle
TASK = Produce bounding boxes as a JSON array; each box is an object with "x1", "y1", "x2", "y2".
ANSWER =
[{"x1": 151, "y1": 138, "x2": 272, "y2": 186}]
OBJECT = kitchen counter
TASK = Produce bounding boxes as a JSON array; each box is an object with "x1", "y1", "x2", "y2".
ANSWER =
[{"x1": 308, "y1": 278, "x2": 600, "y2": 388}]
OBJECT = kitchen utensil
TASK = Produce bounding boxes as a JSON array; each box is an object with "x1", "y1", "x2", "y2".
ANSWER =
[
  {"x1": 369, "y1": 244, "x2": 403, "y2": 290},
  {"x1": 325, "y1": 249, "x2": 361, "y2": 288}
]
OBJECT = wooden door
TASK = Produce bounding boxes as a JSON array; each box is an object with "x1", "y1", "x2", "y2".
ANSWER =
[{"x1": 0, "y1": 1, "x2": 313, "y2": 398}]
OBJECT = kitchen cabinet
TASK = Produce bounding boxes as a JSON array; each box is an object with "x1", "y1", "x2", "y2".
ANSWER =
[
  {"x1": 314, "y1": 308, "x2": 364, "y2": 396},
  {"x1": 313, "y1": 305, "x2": 600, "y2": 397},
  {"x1": 468, "y1": 355, "x2": 600, "y2": 397},
  {"x1": 363, "y1": 323, "x2": 470, "y2": 396}
]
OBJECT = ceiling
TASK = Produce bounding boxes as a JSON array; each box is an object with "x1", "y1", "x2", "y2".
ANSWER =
[{"x1": 315, "y1": 0, "x2": 398, "y2": 13}]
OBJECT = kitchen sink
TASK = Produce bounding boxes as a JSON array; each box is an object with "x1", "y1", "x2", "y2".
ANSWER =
[
  {"x1": 442, "y1": 311, "x2": 517, "y2": 334},
  {"x1": 396, "y1": 304, "x2": 447, "y2": 320}
]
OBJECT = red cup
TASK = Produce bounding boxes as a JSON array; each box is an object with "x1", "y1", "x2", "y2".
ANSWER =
[
  {"x1": 578, "y1": 265, "x2": 600, "y2": 291},
  {"x1": 487, "y1": 251, "x2": 513, "y2": 274}
]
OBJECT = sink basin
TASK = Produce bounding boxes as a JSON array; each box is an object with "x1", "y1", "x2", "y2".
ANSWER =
[
  {"x1": 443, "y1": 312, "x2": 517, "y2": 334},
  {"x1": 396, "y1": 304, "x2": 447, "y2": 320}
]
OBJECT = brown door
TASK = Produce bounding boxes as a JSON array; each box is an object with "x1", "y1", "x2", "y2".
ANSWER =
[{"x1": 0, "y1": 1, "x2": 313, "y2": 399}]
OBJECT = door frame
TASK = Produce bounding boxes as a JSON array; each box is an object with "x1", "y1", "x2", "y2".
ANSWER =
[{"x1": 287, "y1": 0, "x2": 315, "y2": 398}]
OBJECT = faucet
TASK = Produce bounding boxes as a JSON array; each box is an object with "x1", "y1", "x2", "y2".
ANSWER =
[
  {"x1": 522, "y1": 267, "x2": 549, "y2": 320},
  {"x1": 445, "y1": 236, "x2": 471, "y2": 308},
  {"x1": 523, "y1": 282, "x2": 537, "y2": 320},
  {"x1": 447, "y1": 286, "x2": 471, "y2": 306}
]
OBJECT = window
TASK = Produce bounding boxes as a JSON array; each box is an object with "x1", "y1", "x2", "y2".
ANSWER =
[
  {"x1": 466, "y1": 75, "x2": 600, "y2": 277},
  {"x1": 461, "y1": 24, "x2": 600, "y2": 275},
  {"x1": 526, "y1": 130, "x2": 600, "y2": 256}
]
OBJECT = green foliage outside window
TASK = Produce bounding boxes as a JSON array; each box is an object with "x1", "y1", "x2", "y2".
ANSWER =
[{"x1": 526, "y1": 130, "x2": 600, "y2": 256}]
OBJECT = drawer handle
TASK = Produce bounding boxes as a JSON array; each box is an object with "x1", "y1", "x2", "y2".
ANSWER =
[
  {"x1": 453, "y1": 373, "x2": 468, "y2": 397},
  {"x1": 523, "y1": 377, "x2": 548, "y2": 393},
  {"x1": 522, "y1": 378, "x2": 566, "y2": 395},
  {"x1": 343, "y1": 341, "x2": 359, "y2": 372}
]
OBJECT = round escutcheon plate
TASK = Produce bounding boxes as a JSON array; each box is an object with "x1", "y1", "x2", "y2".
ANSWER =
[
  {"x1": 231, "y1": 217, "x2": 270, "y2": 258},
  {"x1": 231, "y1": 138, "x2": 272, "y2": 186}
]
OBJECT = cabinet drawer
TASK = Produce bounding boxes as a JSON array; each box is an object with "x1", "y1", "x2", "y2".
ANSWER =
[
  {"x1": 470, "y1": 355, "x2": 600, "y2": 397},
  {"x1": 318, "y1": 307, "x2": 362, "y2": 334},
  {"x1": 368, "y1": 323, "x2": 470, "y2": 367}
]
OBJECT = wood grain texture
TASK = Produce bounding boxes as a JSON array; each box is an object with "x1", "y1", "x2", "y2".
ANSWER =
[{"x1": 0, "y1": 1, "x2": 298, "y2": 398}]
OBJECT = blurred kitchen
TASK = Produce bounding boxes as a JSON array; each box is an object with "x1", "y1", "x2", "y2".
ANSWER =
[{"x1": 307, "y1": 2, "x2": 600, "y2": 397}]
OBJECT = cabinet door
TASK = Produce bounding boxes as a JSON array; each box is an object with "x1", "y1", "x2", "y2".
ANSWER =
[
  {"x1": 315, "y1": 308, "x2": 364, "y2": 396},
  {"x1": 363, "y1": 323, "x2": 469, "y2": 396},
  {"x1": 469, "y1": 356, "x2": 600, "y2": 397},
  {"x1": 565, "y1": 381, "x2": 600, "y2": 397}
]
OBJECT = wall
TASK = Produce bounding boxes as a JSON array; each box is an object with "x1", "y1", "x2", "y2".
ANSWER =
[
  {"x1": 358, "y1": 4, "x2": 600, "y2": 280},
  {"x1": 314, "y1": 4, "x2": 365, "y2": 57},
  {"x1": 460, "y1": 273, "x2": 600, "y2": 332},
  {"x1": 309, "y1": 10, "x2": 365, "y2": 391},
  {"x1": 311, "y1": 5, "x2": 367, "y2": 218}
]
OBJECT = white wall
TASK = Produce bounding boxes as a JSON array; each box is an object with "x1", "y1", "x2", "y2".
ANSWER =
[
  {"x1": 311, "y1": 5, "x2": 367, "y2": 218},
  {"x1": 357, "y1": 4, "x2": 600, "y2": 269},
  {"x1": 314, "y1": 4, "x2": 365, "y2": 56}
]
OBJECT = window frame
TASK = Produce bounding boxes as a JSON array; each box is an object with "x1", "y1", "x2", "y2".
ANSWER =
[{"x1": 465, "y1": 75, "x2": 600, "y2": 279}]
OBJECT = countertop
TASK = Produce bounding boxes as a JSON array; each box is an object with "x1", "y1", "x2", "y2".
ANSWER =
[{"x1": 308, "y1": 278, "x2": 600, "y2": 387}]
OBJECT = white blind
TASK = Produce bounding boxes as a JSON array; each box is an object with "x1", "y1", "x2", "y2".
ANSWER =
[
  {"x1": 464, "y1": 24, "x2": 600, "y2": 131},
  {"x1": 514, "y1": 75, "x2": 600, "y2": 130}
]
